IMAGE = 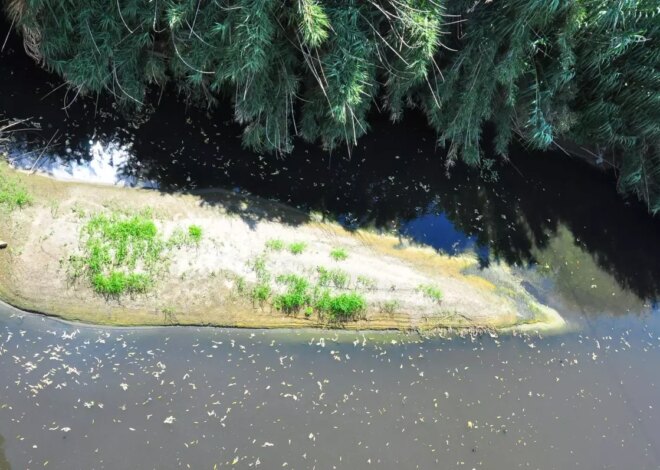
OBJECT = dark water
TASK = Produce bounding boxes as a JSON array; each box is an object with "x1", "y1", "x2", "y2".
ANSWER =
[
  {"x1": 2, "y1": 25, "x2": 660, "y2": 469},
  {"x1": 1, "y1": 301, "x2": 660, "y2": 470}
]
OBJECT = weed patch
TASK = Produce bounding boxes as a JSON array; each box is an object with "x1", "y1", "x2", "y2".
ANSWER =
[
  {"x1": 168, "y1": 225, "x2": 203, "y2": 248},
  {"x1": 289, "y1": 242, "x2": 307, "y2": 255},
  {"x1": 252, "y1": 283, "x2": 271, "y2": 304},
  {"x1": 188, "y1": 225, "x2": 203, "y2": 244},
  {"x1": 238, "y1": 256, "x2": 368, "y2": 321},
  {"x1": 356, "y1": 275, "x2": 377, "y2": 291},
  {"x1": 380, "y1": 300, "x2": 400, "y2": 314},
  {"x1": 265, "y1": 239, "x2": 285, "y2": 251},
  {"x1": 417, "y1": 284, "x2": 443, "y2": 303},
  {"x1": 92, "y1": 272, "x2": 151, "y2": 295},
  {"x1": 273, "y1": 274, "x2": 312, "y2": 312},
  {"x1": 250, "y1": 254, "x2": 270, "y2": 281},
  {"x1": 330, "y1": 248, "x2": 348, "y2": 261},
  {"x1": 162, "y1": 306, "x2": 177, "y2": 323},
  {"x1": 316, "y1": 291, "x2": 366, "y2": 320},
  {"x1": 233, "y1": 275, "x2": 247, "y2": 294},
  {"x1": 317, "y1": 266, "x2": 349, "y2": 288},
  {"x1": 69, "y1": 211, "x2": 170, "y2": 297},
  {"x1": 0, "y1": 162, "x2": 32, "y2": 211}
]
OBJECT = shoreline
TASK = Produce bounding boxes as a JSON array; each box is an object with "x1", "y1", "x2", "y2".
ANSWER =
[
  {"x1": 0, "y1": 297, "x2": 569, "y2": 341},
  {"x1": 0, "y1": 165, "x2": 566, "y2": 334}
]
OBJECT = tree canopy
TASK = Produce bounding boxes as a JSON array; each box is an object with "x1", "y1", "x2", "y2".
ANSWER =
[{"x1": 5, "y1": 0, "x2": 660, "y2": 213}]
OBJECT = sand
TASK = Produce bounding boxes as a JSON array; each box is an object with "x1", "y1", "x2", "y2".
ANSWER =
[{"x1": 0, "y1": 168, "x2": 565, "y2": 332}]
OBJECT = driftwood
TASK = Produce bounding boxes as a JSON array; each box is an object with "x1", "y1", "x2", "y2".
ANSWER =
[{"x1": 0, "y1": 241, "x2": 7, "y2": 249}]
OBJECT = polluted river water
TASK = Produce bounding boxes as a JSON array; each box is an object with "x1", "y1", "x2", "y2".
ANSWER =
[
  {"x1": 1, "y1": 31, "x2": 660, "y2": 469},
  {"x1": 0, "y1": 300, "x2": 659, "y2": 469}
]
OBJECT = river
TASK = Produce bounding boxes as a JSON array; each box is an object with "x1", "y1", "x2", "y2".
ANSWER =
[
  {"x1": 1, "y1": 28, "x2": 660, "y2": 469},
  {"x1": 1, "y1": 301, "x2": 659, "y2": 469}
]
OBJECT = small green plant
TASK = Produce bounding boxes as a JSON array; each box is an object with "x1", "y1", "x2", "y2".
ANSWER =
[
  {"x1": 274, "y1": 274, "x2": 312, "y2": 313},
  {"x1": 317, "y1": 266, "x2": 349, "y2": 288},
  {"x1": 417, "y1": 284, "x2": 443, "y2": 303},
  {"x1": 162, "y1": 306, "x2": 177, "y2": 323},
  {"x1": 168, "y1": 225, "x2": 203, "y2": 248},
  {"x1": 314, "y1": 289, "x2": 332, "y2": 312},
  {"x1": 316, "y1": 291, "x2": 366, "y2": 320},
  {"x1": 274, "y1": 291, "x2": 308, "y2": 312},
  {"x1": 0, "y1": 162, "x2": 32, "y2": 211},
  {"x1": 276, "y1": 273, "x2": 309, "y2": 287},
  {"x1": 92, "y1": 271, "x2": 151, "y2": 295},
  {"x1": 289, "y1": 242, "x2": 307, "y2": 255},
  {"x1": 167, "y1": 229, "x2": 185, "y2": 248},
  {"x1": 188, "y1": 225, "x2": 203, "y2": 244},
  {"x1": 250, "y1": 254, "x2": 270, "y2": 281},
  {"x1": 234, "y1": 275, "x2": 247, "y2": 294},
  {"x1": 265, "y1": 239, "x2": 285, "y2": 251},
  {"x1": 252, "y1": 283, "x2": 271, "y2": 304},
  {"x1": 356, "y1": 275, "x2": 377, "y2": 291},
  {"x1": 380, "y1": 300, "x2": 400, "y2": 315},
  {"x1": 330, "y1": 248, "x2": 349, "y2": 261},
  {"x1": 69, "y1": 211, "x2": 167, "y2": 297}
]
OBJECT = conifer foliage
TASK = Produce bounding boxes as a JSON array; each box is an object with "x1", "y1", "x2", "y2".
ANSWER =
[{"x1": 5, "y1": 0, "x2": 660, "y2": 213}]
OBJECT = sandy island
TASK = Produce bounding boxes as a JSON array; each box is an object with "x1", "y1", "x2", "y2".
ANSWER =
[{"x1": 0, "y1": 167, "x2": 565, "y2": 332}]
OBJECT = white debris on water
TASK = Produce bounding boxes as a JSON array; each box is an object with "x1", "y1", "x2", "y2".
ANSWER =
[{"x1": 1, "y1": 303, "x2": 660, "y2": 469}]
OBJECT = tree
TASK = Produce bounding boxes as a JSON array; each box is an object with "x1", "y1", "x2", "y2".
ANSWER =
[{"x1": 5, "y1": 0, "x2": 660, "y2": 212}]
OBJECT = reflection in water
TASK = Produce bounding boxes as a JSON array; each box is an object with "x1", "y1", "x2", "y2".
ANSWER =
[
  {"x1": 9, "y1": 139, "x2": 158, "y2": 188},
  {"x1": 1, "y1": 32, "x2": 659, "y2": 309},
  {"x1": 528, "y1": 225, "x2": 653, "y2": 316}
]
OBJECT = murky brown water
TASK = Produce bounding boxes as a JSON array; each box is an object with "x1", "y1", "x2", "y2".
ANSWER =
[{"x1": 1, "y1": 294, "x2": 659, "y2": 469}]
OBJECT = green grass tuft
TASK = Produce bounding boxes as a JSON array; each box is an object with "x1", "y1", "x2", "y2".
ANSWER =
[
  {"x1": 188, "y1": 225, "x2": 203, "y2": 244},
  {"x1": 316, "y1": 291, "x2": 366, "y2": 320},
  {"x1": 169, "y1": 225, "x2": 203, "y2": 248},
  {"x1": 356, "y1": 275, "x2": 377, "y2": 291},
  {"x1": 92, "y1": 271, "x2": 151, "y2": 295},
  {"x1": 380, "y1": 300, "x2": 400, "y2": 314},
  {"x1": 251, "y1": 254, "x2": 270, "y2": 281},
  {"x1": 289, "y1": 242, "x2": 307, "y2": 255},
  {"x1": 0, "y1": 162, "x2": 32, "y2": 211},
  {"x1": 234, "y1": 275, "x2": 247, "y2": 294},
  {"x1": 239, "y1": 258, "x2": 368, "y2": 322},
  {"x1": 273, "y1": 274, "x2": 312, "y2": 313},
  {"x1": 69, "y1": 211, "x2": 166, "y2": 297},
  {"x1": 330, "y1": 248, "x2": 349, "y2": 261},
  {"x1": 252, "y1": 283, "x2": 272, "y2": 303},
  {"x1": 417, "y1": 284, "x2": 443, "y2": 303},
  {"x1": 265, "y1": 239, "x2": 285, "y2": 251},
  {"x1": 317, "y1": 266, "x2": 349, "y2": 288}
]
